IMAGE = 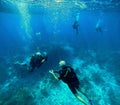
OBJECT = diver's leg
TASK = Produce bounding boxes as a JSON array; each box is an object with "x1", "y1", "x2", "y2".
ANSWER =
[
  {"x1": 68, "y1": 84, "x2": 89, "y2": 105},
  {"x1": 78, "y1": 88, "x2": 93, "y2": 105},
  {"x1": 76, "y1": 28, "x2": 79, "y2": 35},
  {"x1": 78, "y1": 89, "x2": 89, "y2": 99},
  {"x1": 74, "y1": 94, "x2": 89, "y2": 105}
]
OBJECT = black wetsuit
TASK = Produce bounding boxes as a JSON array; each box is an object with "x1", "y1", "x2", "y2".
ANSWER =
[
  {"x1": 73, "y1": 21, "x2": 79, "y2": 35},
  {"x1": 30, "y1": 54, "x2": 47, "y2": 71},
  {"x1": 57, "y1": 65, "x2": 80, "y2": 94}
]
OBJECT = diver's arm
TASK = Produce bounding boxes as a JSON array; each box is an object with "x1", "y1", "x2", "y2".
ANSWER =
[
  {"x1": 75, "y1": 94, "x2": 89, "y2": 105},
  {"x1": 49, "y1": 70, "x2": 59, "y2": 81},
  {"x1": 14, "y1": 61, "x2": 27, "y2": 67}
]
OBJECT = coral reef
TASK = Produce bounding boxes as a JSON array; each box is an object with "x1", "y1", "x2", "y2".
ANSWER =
[{"x1": 0, "y1": 87, "x2": 35, "y2": 105}]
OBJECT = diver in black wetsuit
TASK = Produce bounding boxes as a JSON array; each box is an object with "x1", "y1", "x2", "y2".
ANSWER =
[
  {"x1": 73, "y1": 20, "x2": 79, "y2": 35},
  {"x1": 72, "y1": 13, "x2": 80, "y2": 35},
  {"x1": 49, "y1": 60, "x2": 91, "y2": 105},
  {"x1": 95, "y1": 19, "x2": 103, "y2": 33},
  {"x1": 29, "y1": 52, "x2": 47, "y2": 71},
  {"x1": 15, "y1": 51, "x2": 47, "y2": 72}
]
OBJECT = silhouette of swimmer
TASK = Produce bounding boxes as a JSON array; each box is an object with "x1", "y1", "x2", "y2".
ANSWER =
[
  {"x1": 96, "y1": 26, "x2": 102, "y2": 33},
  {"x1": 73, "y1": 21, "x2": 79, "y2": 35},
  {"x1": 73, "y1": 13, "x2": 80, "y2": 35},
  {"x1": 95, "y1": 19, "x2": 103, "y2": 33}
]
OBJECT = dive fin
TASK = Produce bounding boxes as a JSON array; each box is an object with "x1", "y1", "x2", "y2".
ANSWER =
[{"x1": 88, "y1": 99, "x2": 93, "y2": 105}]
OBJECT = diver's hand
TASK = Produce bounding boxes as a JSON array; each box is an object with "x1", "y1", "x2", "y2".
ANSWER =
[
  {"x1": 49, "y1": 69, "x2": 59, "y2": 81},
  {"x1": 49, "y1": 69, "x2": 54, "y2": 74},
  {"x1": 41, "y1": 59, "x2": 45, "y2": 63}
]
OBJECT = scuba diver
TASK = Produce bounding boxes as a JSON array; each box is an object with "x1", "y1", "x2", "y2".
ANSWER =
[
  {"x1": 49, "y1": 60, "x2": 93, "y2": 105},
  {"x1": 72, "y1": 13, "x2": 80, "y2": 35},
  {"x1": 95, "y1": 19, "x2": 103, "y2": 33},
  {"x1": 15, "y1": 51, "x2": 47, "y2": 72}
]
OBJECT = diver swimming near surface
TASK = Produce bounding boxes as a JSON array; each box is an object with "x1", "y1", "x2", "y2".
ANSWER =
[
  {"x1": 95, "y1": 19, "x2": 103, "y2": 33},
  {"x1": 72, "y1": 13, "x2": 80, "y2": 35},
  {"x1": 95, "y1": 18, "x2": 108, "y2": 34}
]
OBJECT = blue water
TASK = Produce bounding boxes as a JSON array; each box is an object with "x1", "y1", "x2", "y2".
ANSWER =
[{"x1": 0, "y1": 0, "x2": 120, "y2": 105}]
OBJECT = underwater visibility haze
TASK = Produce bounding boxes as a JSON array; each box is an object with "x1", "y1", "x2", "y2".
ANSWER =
[{"x1": 0, "y1": 0, "x2": 120, "y2": 105}]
